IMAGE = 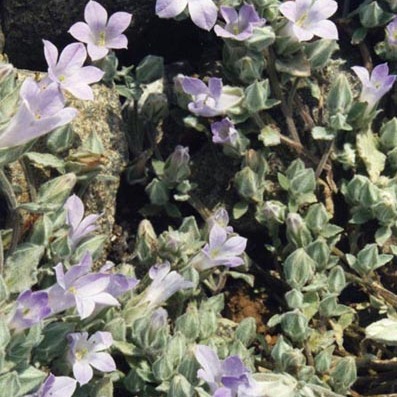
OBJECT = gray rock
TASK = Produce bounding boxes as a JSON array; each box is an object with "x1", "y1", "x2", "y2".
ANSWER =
[{"x1": 6, "y1": 70, "x2": 128, "y2": 260}]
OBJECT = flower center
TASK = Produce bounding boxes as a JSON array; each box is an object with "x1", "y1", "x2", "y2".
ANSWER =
[
  {"x1": 75, "y1": 348, "x2": 89, "y2": 360},
  {"x1": 68, "y1": 286, "x2": 77, "y2": 295},
  {"x1": 296, "y1": 12, "x2": 308, "y2": 27},
  {"x1": 59, "y1": 75, "x2": 66, "y2": 82},
  {"x1": 98, "y1": 31, "x2": 106, "y2": 47}
]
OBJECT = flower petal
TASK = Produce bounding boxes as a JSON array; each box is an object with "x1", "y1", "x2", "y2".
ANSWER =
[
  {"x1": 156, "y1": 0, "x2": 188, "y2": 18},
  {"x1": 68, "y1": 22, "x2": 94, "y2": 44},
  {"x1": 351, "y1": 66, "x2": 370, "y2": 86},
  {"x1": 85, "y1": 0, "x2": 108, "y2": 36},
  {"x1": 309, "y1": 20, "x2": 338, "y2": 40},
  {"x1": 208, "y1": 78, "x2": 222, "y2": 99},
  {"x1": 89, "y1": 331, "x2": 113, "y2": 350},
  {"x1": 279, "y1": 1, "x2": 297, "y2": 22},
  {"x1": 90, "y1": 352, "x2": 116, "y2": 372},
  {"x1": 73, "y1": 360, "x2": 93, "y2": 385},
  {"x1": 181, "y1": 77, "x2": 208, "y2": 96},
  {"x1": 64, "y1": 194, "x2": 85, "y2": 230},
  {"x1": 106, "y1": 12, "x2": 132, "y2": 39},
  {"x1": 87, "y1": 43, "x2": 109, "y2": 61},
  {"x1": 105, "y1": 34, "x2": 128, "y2": 49},
  {"x1": 43, "y1": 40, "x2": 59, "y2": 69},
  {"x1": 188, "y1": 0, "x2": 218, "y2": 31},
  {"x1": 219, "y1": 6, "x2": 238, "y2": 24},
  {"x1": 57, "y1": 43, "x2": 87, "y2": 74},
  {"x1": 309, "y1": 0, "x2": 338, "y2": 21}
]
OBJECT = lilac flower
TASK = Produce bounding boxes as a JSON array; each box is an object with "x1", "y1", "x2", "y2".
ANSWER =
[
  {"x1": 386, "y1": 17, "x2": 397, "y2": 47},
  {"x1": 155, "y1": 0, "x2": 218, "y2": 31},
  {"x1": 9, "y1": 290, "x2": 51, "y2": 331},
  {"x1": 69, "y1": 0, "x2": 132, "y2": 61},
  {"x1": 25, "y1": 374, "x2": 77, "y2": 397},
  {"x1": 0, "y1": 78, "x2": 77, "y2": 149},
  {"x1": 195, "y1": 345, "x2": 253, "y2": 396},
  {"x1": 43, "y1": 40, "x2": 104, "y2": 100},
  {"x1": 47, "y1": 252, "x2": 119, "y2": 319},
  {"x1": 211, "y1": 118, "x2": 238, "y2": 145},
  {"x1": 64, "y1": 194, "x2": 100, "y2": 250},
  {"x1": 191, "y1": 224, "x2": 247, "y2": 271},
  {"x1": 67, "y1": 331, "x2": 116, "y2": 385},
  {"x1": 182, "y1": 77, "x2": 241, "y2": 117},
  {"x1": 141, "y1": 262, "x2": 193, "y2": 308},
  {"x1": 351, "y1": 63, "x2": 396, "y2": 111},
  {"x1": 279, "y1": 0, "x2": 338, "y2": 42},
  {"x1": 214, "y1": 4, "x2": 266, "y2": 41}
]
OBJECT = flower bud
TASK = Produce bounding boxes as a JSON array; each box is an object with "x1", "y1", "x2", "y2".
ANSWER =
[
  {"x1": 163, "y1": 146, "x2": 190, "y2": 185},
  {"x1": 261, "y1": 200, "x2": 286, "y2": 224},
  {"x1": 135, "y1": 220, "x2": 158, "y2": 266},
  {"x1": 286, "y1": 213, "x2": 312, "y2": 248}
]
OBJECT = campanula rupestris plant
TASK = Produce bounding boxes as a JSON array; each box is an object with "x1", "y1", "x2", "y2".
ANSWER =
[
  {"x1": 211, "y1": 118, "x2": 238, "y2": 145},
  {"x1": 214, "y1": 4, "x2": 266, "y2": 41},
  {"x1": 279, "y1": 0, "x2": 338, "y2": 41},
  {"x1": 43, "y1": 40, "x2": 104, "y2": 100},
  {"x1": 386, "y1": 17, "x2": 397, "y2": 47},
  {"x1": 155, "y1": 0, "x2": 218, "y2": 31},
  {"x1": 67, "y1": 331, "x2": 116, "y2": 385},
  {"x1": 69, "y1": 0, "x2": 132, "y2": 61}
]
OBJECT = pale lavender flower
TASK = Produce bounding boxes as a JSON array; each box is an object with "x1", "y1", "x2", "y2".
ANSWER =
[
  {"x1": 211, "y1": 118, "x2": 238, "y2": 145},
  {"x1": 191, "y1": 224, "x2": 247, "y2": 271},
  {"x1": 141, "y1": 261, "x2": 193, "y2": 308},
  {"x1": 195, "y1": 345, "x2": 253, "y2": 396},
  {"x1": 155, "y1": 0, "x2": 218, "y2": 31},
  {"x1": 64, "y1": 194, "x2": 100, "y2": 250},
  {"x1": 9, "y1": 290, "x2": 51, "y2": 331},
  {"x1": 25, "y1": 374, "x2": 77, "y2": 397},
  {"x1": 279, "y1": 0, "x2": 338, "y2": 42},
  {"x1": 47, "y1": 252, "x2": 119, "y2": 319},
  {"x1": 386, "y1": 17, "x2": 397, "y2": 47},
  {"x1": 43, "y1": 40, "x2": 104, "y2": 100},
  {"x1": 67, "y1": 331, "x2": 116, "y2": 385},
  {"x1": 69, "y1": 0, "x2": 132, "y2": 61},
  {"x1": 214, "y1": 4, "x2": 266, "y2": 41},
  {"x1": 0, "y1": 78, "x2": 77, "y2": 149},
  {"x1": 351, "y1": 63, "x2": 396, "y2": 111},
  {"x1": 182, "y1": 77, "x2": 241, "y2": 117},
  {"x1": 99, "y1": 261, "x2": 139, "y2": 297}
]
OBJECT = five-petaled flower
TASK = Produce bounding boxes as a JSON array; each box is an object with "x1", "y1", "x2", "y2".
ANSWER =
[
  {"x1": 351, "y1": 63, "x2": 396, "y2": 112},
  {"x1": 43, "y1": 40, "x2": 104, "y2": 100},
  {"x1": 182, "y1": 77, "x2": 242, "y2": 117},
  {"x1": 9, "y1": 289, "x2": 51, "y2": 331},
  {"x1": 67, "y1": 331, "x2": 116, "y2": 385},
  {"x1": 0, "y1": 78, "x2": 77, "y2": 149},
  {"x1": 141, "y1": 261, "x2": 193, "y2": 308},
  {"x1": 24, "y1": 374, "x2": 77, "y2": 397},
  {"x1": 69, "y1": 0, "x2": 132, "y2": 61},
  {"x1": 47, "y1": 252, "x2": 120, "y2": 319},
  {"x1": 64, "y1": 194, "x2": 101, "y2": 250},
  {"x1": 190, "y1": 223, "x2": 247, "y2": 271},
  {"x1": 279, "y1": 0, "x2": 338, "y2": 42},
  {"x1": 214, "y1": 4, "x2": 266, "y2": 41},
  {"x1": 195, "y1": 345, "x2": 259, "y2": 396},
  {"x1": 156, "y1": 0, "x2": 218, "y2": 31}
]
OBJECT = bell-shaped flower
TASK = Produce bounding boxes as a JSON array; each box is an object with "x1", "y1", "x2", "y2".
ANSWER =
[
  {"x1": 47, "y1": 252, "x2": 119, "y2": 319},
  {"x1": 279, "y1": 0, "x2": 338, "y2": 42},
  {"x1": 67, "y1": 331, "x2": 116, "y2": 385},
  {"x1": 141, "y1": 262, "x2": 193, "y2": 308},
  {"x1": 182, "y1": 77, "x2": 242, "y2": 117},
  {"x1": 214, "y1": 4, "x2": 266, "y2": 41},
  {"x1": 25, "y1": 374, "x2": 77, "y2": 397},
  {"x1": 0, "y1": 78, "x2": 77, "y2": 149},
  {"x1": 195, "y1": 345, "x2": 254, "y2": 396},
  {"x1": 64, "y1": 194, "x2": 101, "y2": 250},
  {"x1": 43, "y1": 40, "x2": 104, "y2": 100},
  {"x1": 351, "y1": 63, "x2": 396, "y2": 112},
  {"x1": 9, "y1": 289, "x2": 51, "y2": 331},
  {"x1": 191, "y1": 224, "x2": 247, "y2": 271},
  {"x1": 386, "y1": 17, "x2": 397, "y2": 47},
  {"x1": 211, "y1": 118, "x2": 238, "y2": 145},
  {"x1": 69, "y1": 0, "x2": 132, "y2": 61},
  {"x1": 156, "y1": 0, "x2": 218, "y2": 31}
]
